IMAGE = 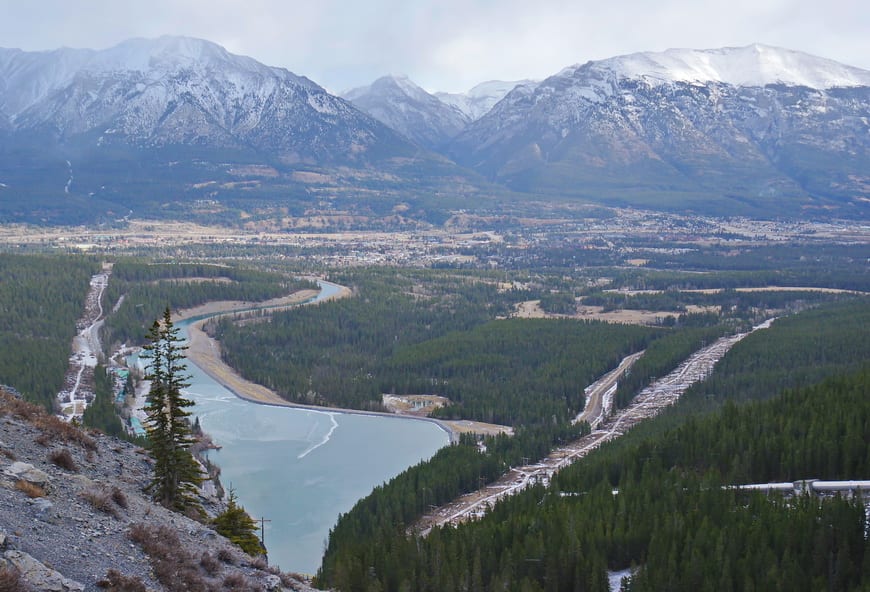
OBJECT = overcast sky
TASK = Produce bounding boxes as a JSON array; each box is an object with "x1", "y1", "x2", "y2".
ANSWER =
[{"x1": 2, "y1": 0, "x2": 868, "y2": 93}]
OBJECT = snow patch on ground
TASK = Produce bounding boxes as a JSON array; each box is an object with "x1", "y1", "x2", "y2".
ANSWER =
[{"x1": 608, "y1": 568, "x2": 634, "y2": 591}]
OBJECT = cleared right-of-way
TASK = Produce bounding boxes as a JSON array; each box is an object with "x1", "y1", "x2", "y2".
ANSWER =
[{"x1": 415, "y1": 318, "x2": 776, "y2": 534}]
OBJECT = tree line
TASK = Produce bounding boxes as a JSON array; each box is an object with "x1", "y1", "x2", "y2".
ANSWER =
[
  {"x1": 387, "y1": 318, "x2": 656, "y2": 426},
  {"x1": 100, "y1": 260, "x2": 313, "y2": 348},
  {"x1": 214, "y1": 268, "x2": 526, "y2": 411},
  {"x1": 0, "y1": 253, "x2": 100, "y2": 409}
]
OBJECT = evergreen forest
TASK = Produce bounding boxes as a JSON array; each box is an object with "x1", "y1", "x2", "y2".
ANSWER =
[
  {"x1": 100, "y1": 259, "x2": 314, "y2": 348},
  {"x1": 316, "y1": 299, "x2": 870, "y2": 591},
  {"x1": 0, "y1": 246, "x2": 866, "y2": 590},
  {"x1": 0, "y1": 254, "x2": 100, "y2": 409}
]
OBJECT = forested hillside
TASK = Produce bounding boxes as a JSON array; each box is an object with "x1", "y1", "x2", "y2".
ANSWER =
[
  {"x1": 100, "y1": 260, "x2": 312, "y2": 348},
  {"x1": 82, "y1": 363, "x2": 126, "y2": 438},
  {"x1": 0, "y1": 254, "x2": 100, "y2": 409},
  {"x1": 214, "y1": 269, "x2": 528, "y2": 410},
  {"x1": 386, "y1": 319, "x2": 656, "y2": 425},
  {"x1": 317, "y1": 299, "x2": 870, "y2": 591}
]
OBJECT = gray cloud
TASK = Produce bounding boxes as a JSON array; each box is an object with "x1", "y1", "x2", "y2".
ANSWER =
[{"x1": 1, "y1": 0, "x2": 868, "y2": 92}]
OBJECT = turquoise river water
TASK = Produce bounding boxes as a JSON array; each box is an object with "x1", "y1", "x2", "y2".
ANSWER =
[{"x1": 171, "y1": 283, "x2": 449, "y2": 574}]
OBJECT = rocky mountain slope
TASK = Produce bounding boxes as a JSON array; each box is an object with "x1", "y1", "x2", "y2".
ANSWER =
[
  {"x1": 0, "y1": 388, "x2": 317, "y2": 591},
  {"x1": 446, "y1": 45, "x2": 870, "y2": 216},
  {"x1": 1, "y1": 39, "x2": 868, "y2": 223},
  {"x1": 0, "y1": 36, "x2": 476, "y2": 225},
  {"x1": 0, "y1": 36, "x2": 411, "y2": 162},
  {"x1": 343, "y1": 77, "x2": 537, "y2": 150},
  {"x1": 343, "y1": 75, "x2": 469, "y2": 150}
]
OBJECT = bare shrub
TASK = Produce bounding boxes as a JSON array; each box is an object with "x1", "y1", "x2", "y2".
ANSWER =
[
  {"x1": 15, "y1": 480, "x2": 45, "y2": 498},
  {"x1": 0, "y1": 391, "x2": 42, "y2": 421},
  {"x1": 280, "y1": 572, "x2": 300, "y2": 588},
  {"x1": 216, "y1": 548, "x2": 235, "y2": 564},
  {"x1": 250, "y1": 556, "x2": 268, "y2": 569},
  {"x1": 127, "y1": 523, "x2": 208, "y2": 592},
  {"x1": 222, "y1": 573, "x2": 246, "y2": 589},
  {"x1": 96, "y1": 569, "x2": 147, "y2": 592},
  {"x1": 0, "y1": 391, "x2": 97, "y2": 451},
  {"x1": 48, "y1": 448, "x2": 78, "y2": 472},
  {"x1": 34, "y1": 415, "x2": 97, "y2": 451},
  {"x1": 0, "y1": 566, "x2": 30, "y2": 592},
  {"x1": 0, "y1": 447, "x2": 16, "y2": 460},
  {"x1": 127, "y1": 523, "x2": 149, "y2": 545},
  {"x1": 81, "y1": 488, "x2": 119, "y2": 518},
  {"x1": 199, "y1": 552, "x2": 221, "y2": 576},
  {"x1": 111, "y1": 487, "x2": 128, "y2": 509}
]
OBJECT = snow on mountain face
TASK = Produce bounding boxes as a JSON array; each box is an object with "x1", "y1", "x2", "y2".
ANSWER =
[
  {"x1": 436, "y1": 80, "x2": 537, "y2": 121},
  {"x1": 343, "y1": 75, "x2": 469, "y2": 150},
  {"x1": 449, "y1": 45, "x2": 870, "y2": 214},
  {"x1": 565, "y1": 44, "x2": 870, "y2": 90},
  {"x1": 0, "y1": 36, "x2": 409, "y2": 163},
  {"x1": 0, "y1": 47, "x2": 95, "y2": 116},
  {"x1": 0, "y1": 36, "x2": 319, "y2": 118}
]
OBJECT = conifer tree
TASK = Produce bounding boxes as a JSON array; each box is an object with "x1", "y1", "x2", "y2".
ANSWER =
[
  {"x1": 142, "y1": 307, "x2": 203, "y2": 513},
  {"x1": 213, "y1": 488, "x2": 266, "y2": 556}
]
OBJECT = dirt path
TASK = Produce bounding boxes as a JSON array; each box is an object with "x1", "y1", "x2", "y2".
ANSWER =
[{"x1": 58, "y1": 264, "x2": 111, "y2": 419}]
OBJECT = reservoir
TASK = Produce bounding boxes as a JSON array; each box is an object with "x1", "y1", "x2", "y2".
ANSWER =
[{"x1": 175, "y1": 283, "x2": 450, "y2": 574}]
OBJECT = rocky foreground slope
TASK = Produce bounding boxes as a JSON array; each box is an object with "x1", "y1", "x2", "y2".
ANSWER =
[{"x1": 0, "y1": 388, "x2": 317, "y2": 592}]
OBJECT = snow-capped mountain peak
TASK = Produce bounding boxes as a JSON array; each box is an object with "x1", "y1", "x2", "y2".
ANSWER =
[
  {"x1": 563, "y1": 44, "x2": 870, "y2": 89},
  {"x1": 344, "y1": 74, "x2": 431, "y2": 102},
  {"x1": 0, "y1": 36, "x2": 325, "y2": 121},
  {"x1": 448, "y1": 44, "x2": 869, "y2": 215},
  {"x1": 343, "y1": 74, "x2": 468, "y2": 149},
  {"x1": 0, "y1": 36, "x2": 419, "y2": 166},
  {"x1": 87, "y1": 36, "x2": 233, "y2": 71},
  {"x1": 436, "y1": 79, "x2": 538, "y2": 121}
]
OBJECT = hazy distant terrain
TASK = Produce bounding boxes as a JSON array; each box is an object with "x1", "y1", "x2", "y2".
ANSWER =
[{"x1": 1, "y1": 38, "x2": 868, "y2": 225}]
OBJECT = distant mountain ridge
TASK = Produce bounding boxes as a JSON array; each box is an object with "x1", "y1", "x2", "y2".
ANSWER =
[
  {"x1": 0, "y1": 36, "x2": 480, "y2": 225},
  {"x1": 343, "y1": 76, "x2": 537, "y2": 150},
  {"x1": 0, "y1": 38, "x2": 867, "y2": 224},
  {"x1": 559, "y1": 44, "x2": 870, "y2": 89},
  {"x1": 446, "y1": 44, "x2": 870, "y2": 216},
  {"x1": 436, "y1": 79, "x2": 538, "y2": 121},
  {"x1": 0, "y1": 36, "x2": 405, "y2": 161},
  {"x1": 342, "y1": 75, "x2": 469, "y2": 150}
]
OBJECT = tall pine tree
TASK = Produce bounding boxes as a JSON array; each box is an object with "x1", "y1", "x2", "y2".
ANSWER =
[{"x1": 142, "y1": 307, "x2": 203, "y2": 513}]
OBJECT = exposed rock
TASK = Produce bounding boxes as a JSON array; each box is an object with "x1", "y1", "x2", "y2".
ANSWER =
[
  {"x1": 2, "y1": 549, "x2": 85, "y2": 591},
  {"x1": 3, "y1": 461, "x2": 51, "y2": 487},
  {"x1": 31, "y1": 497, "x2": 55, "y2": 521},
  {"x1": 0, "y1": 390, "x2": 318, "y2": 591}
]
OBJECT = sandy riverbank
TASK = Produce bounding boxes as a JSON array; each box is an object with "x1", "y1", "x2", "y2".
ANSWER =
[
  {"x1": 173, "y1": 288, "x2": 321, "y2": 321},
  {"x1": 174, "y1": 286, "x2": 465, "y2": 443}
]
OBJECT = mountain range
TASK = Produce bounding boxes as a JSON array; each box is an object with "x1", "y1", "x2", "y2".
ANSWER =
[
  {"x1": 448, "y1": 45, "x2": 870, "y2": 215},
  {"x1": 1, "y1": 37, "x2": 868, "y2": 224}
]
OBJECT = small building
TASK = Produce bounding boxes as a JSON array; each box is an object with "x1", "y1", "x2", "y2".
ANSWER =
[{"x1": 129, "y1": 417, "x2": 147, "y2": 438}]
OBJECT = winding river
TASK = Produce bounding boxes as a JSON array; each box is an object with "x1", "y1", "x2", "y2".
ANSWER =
[{"x1": 174, "y1": 282, "x2": 449, "y2": 574}]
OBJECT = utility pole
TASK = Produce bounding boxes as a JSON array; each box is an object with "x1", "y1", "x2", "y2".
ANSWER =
[{"x1": 259, "y1": 517, "x2": 271, "y2": 564}]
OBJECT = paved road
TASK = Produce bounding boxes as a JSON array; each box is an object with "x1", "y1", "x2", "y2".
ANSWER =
[{"x1": 575, "y1": 351, "x2": 644, "y2": 428}]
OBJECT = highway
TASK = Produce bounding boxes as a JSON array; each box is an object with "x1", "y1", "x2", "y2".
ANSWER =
[{"x1": 415, "y1": 318, "x2": 776, "y2": 534}]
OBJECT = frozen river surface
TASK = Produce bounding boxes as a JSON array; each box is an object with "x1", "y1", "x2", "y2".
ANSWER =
[{"x1": 177, "y1": 283, "x2": 448, "y2": 574}]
